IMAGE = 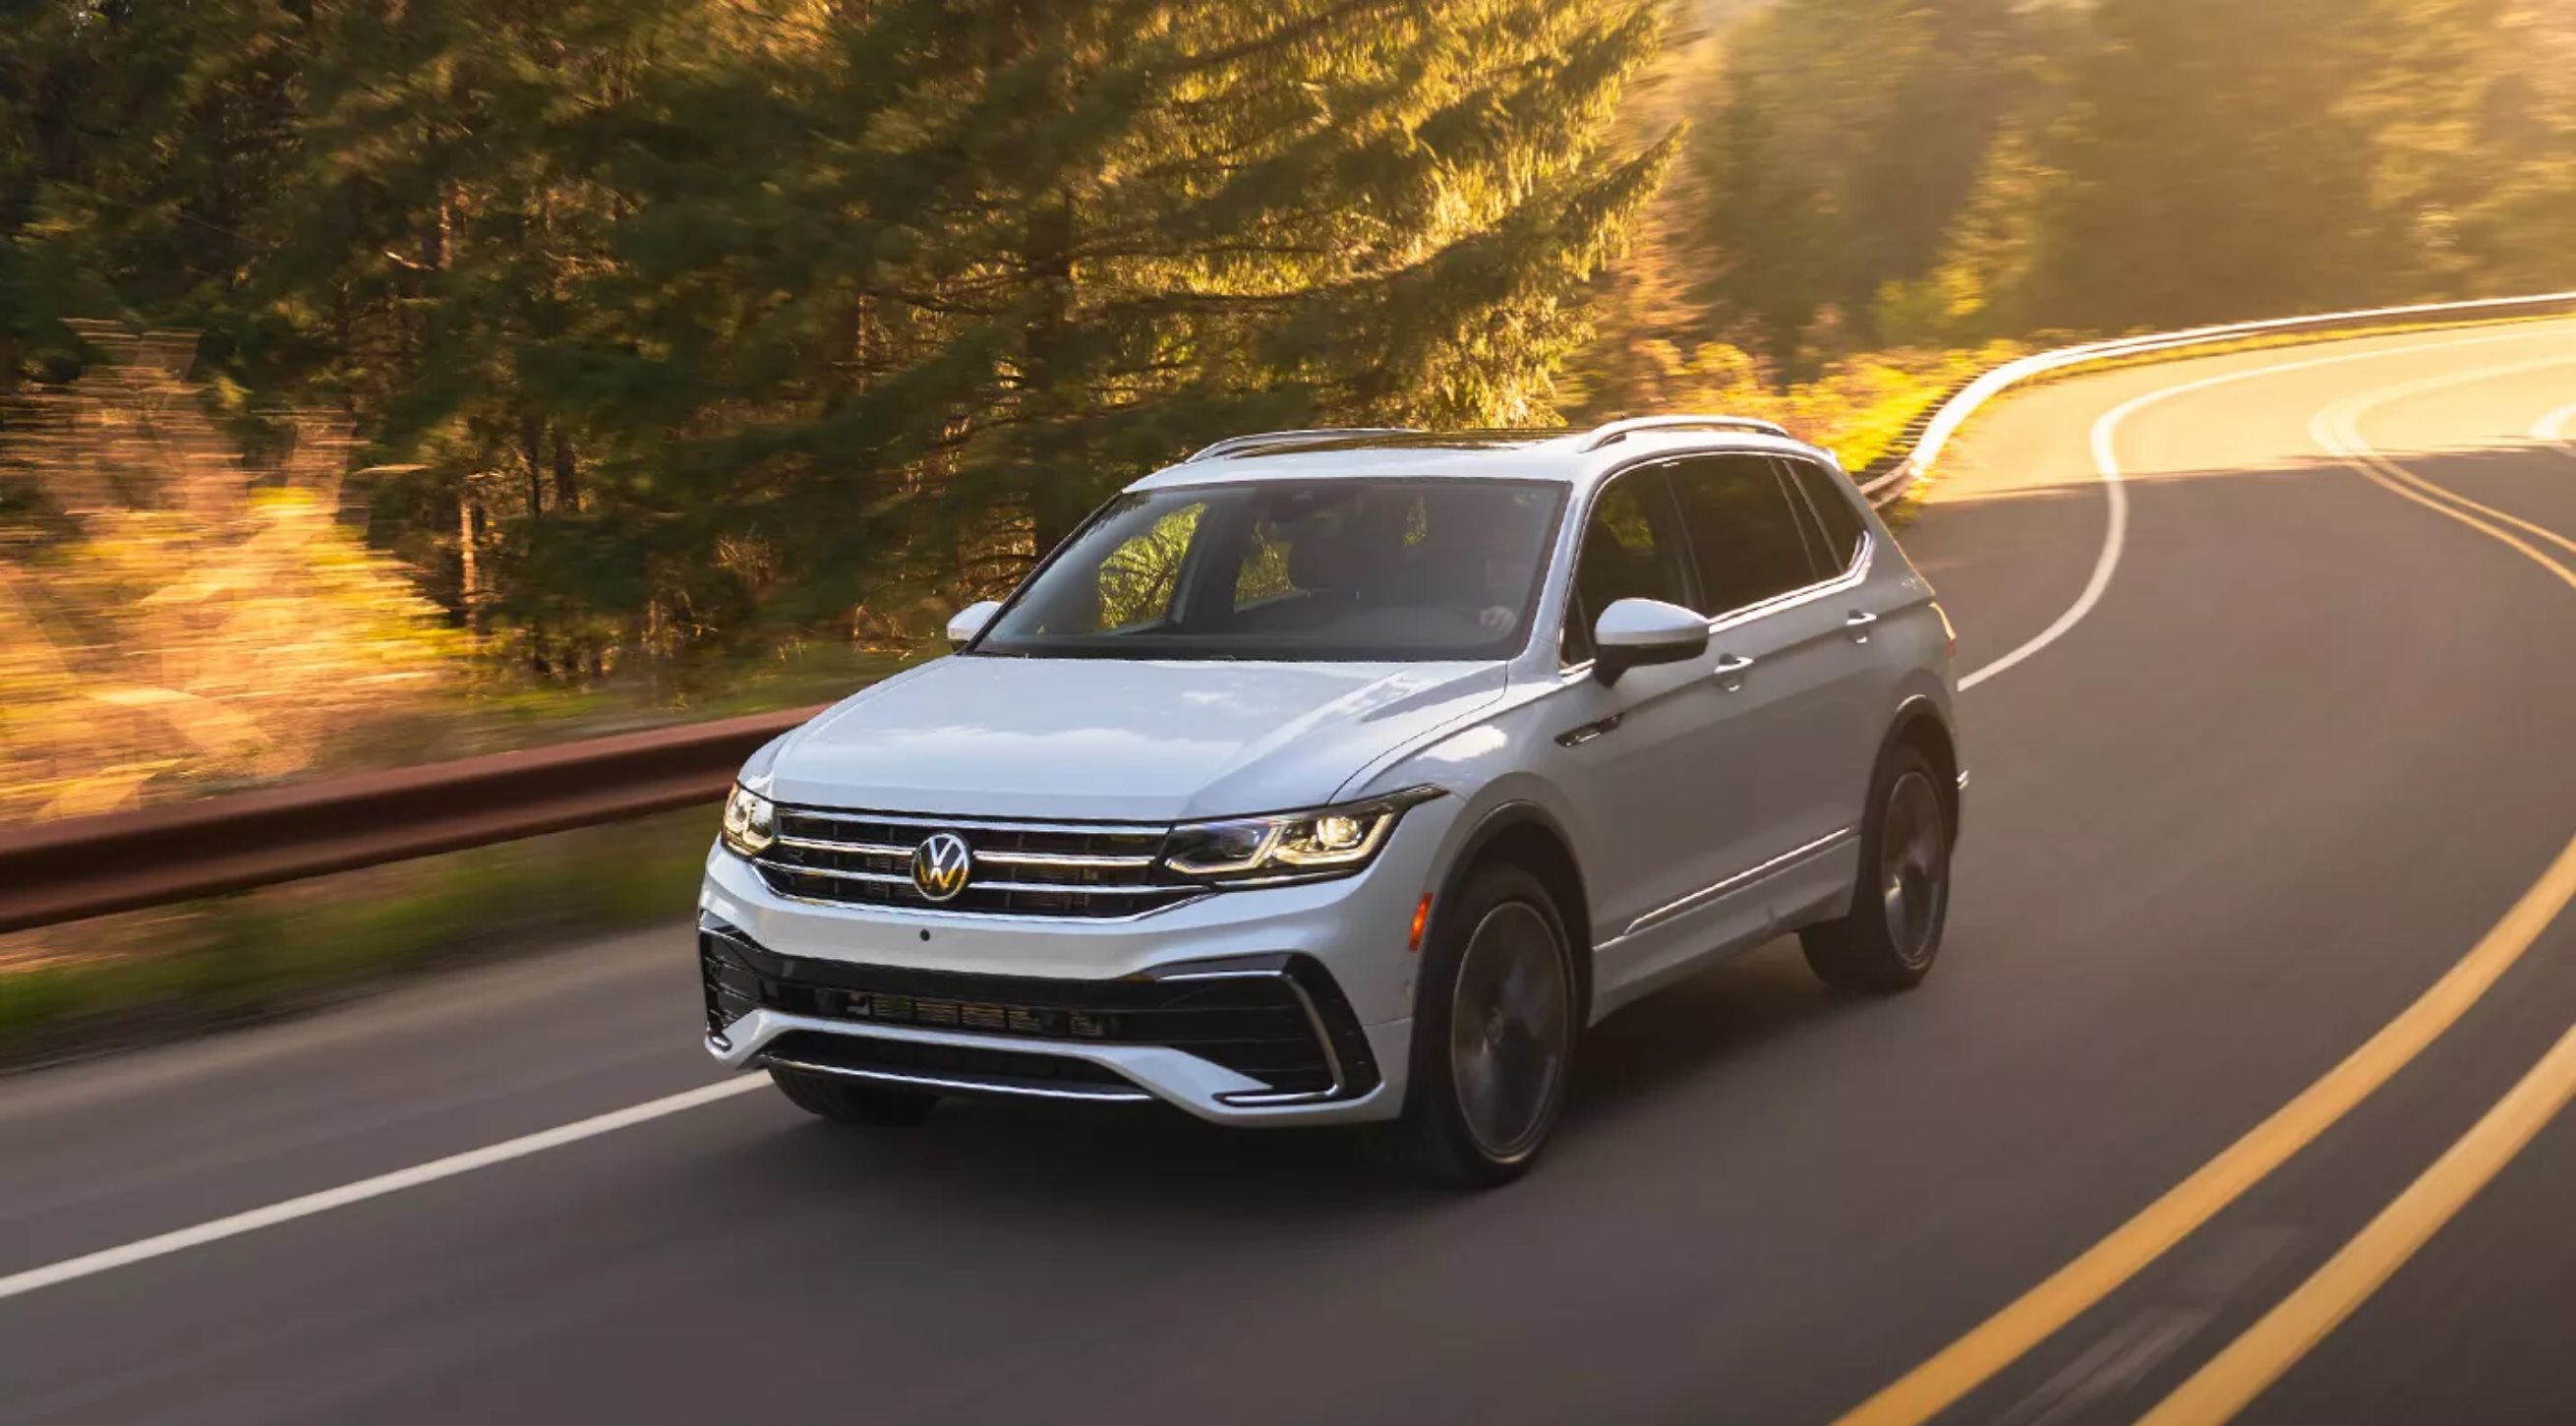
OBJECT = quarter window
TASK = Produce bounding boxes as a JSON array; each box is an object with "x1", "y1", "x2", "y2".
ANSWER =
[
  {"x1": 1667, "y1": 455, "x2": 1822, "y2": 614},
  {"x1": 1779, "y1": 457, "x2": 1867, "y2": 573}
]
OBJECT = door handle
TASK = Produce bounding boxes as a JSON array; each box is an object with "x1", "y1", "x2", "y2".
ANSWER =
[
  {"x1": 1844, "y1": 610, "x2": 1879, "y2": 642},
  {"x1": 1711, "y1": 653, "x2": 1754, "y2": 689}
]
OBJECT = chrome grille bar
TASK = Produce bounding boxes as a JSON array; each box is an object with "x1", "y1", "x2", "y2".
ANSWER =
[
  {"x1": 778, "y1": 808, "x2": 1170, "y2": 838},
  {"x1": 765, "y1": 862, "x2": 1180, "y2": 897},
  {"x1": 975, "y1": 850, "x2": 1158, "y2": 869}
]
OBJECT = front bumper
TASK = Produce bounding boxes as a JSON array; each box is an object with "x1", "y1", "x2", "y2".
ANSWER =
[
  {"x1": 695, "y1": 807, "x2": 1452, "y2": 1124},
  {"x1": 701, "y1": 921, "x2": 1405, "y2": 1122}
]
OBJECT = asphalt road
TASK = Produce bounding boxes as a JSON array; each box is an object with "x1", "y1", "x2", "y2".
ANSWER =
[{"x1": 9, "y1": 321, "x2": 2576, "y2": 1426}]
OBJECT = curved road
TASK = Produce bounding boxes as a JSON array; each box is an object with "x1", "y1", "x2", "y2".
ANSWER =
[{"x1": 9, "y1": 321, "x2": 2576, "y2": 1426}]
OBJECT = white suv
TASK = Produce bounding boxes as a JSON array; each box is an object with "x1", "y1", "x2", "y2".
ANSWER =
[{"x1": 698, "y1": 418, "x2": 1962, "y2": 1184}]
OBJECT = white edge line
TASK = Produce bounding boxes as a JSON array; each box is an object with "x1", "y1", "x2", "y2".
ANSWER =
[
  {"x1": 0, "y1": 1076, "x2": 767, "y2": 1302},
  {"x1": 1864, "y1": 289, "x2": 2576, "y2": 505},
  {"x1": 1954, "y1": 325, "x2": 2568, "y2": 692},
  {"x1": 2533, "y1": 399, "x2": 2576, "y2": 446}
]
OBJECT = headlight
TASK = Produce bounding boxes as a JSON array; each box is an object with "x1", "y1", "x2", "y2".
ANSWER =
[
  {"x1": 1162, "y1": 787, "x2": 1443, "y2": 884},
  {"x1": 721, "y1": 783, "x2": 776, "y2": 858}
]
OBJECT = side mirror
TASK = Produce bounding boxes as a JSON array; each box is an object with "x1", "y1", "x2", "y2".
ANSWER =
[
  {"x1": 1592, "y1": 597, "x2": 1709, "y2": 683},
  {"x1": 946, "y1": 599, "x2": 1003, "y2": 648}
]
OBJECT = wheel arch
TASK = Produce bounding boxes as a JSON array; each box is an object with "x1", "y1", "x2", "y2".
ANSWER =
[
  {"x1": 1880, "y1": 693, "x2": 1962, "y2": 840},
  {"x1": 1433, "y1": 801, "x2": 1595, "y2": 1025}
]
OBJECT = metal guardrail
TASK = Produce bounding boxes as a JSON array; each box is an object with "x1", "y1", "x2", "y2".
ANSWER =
[
  {"x1": 0, "y1": 705, "x2": 820, "y2": 935},
  {"x1": 6, "y1": 289, "x2": 2573, "y2": 934},
  {"x1": 1853, "y1": 289, "x2": 2576, "y2": 508}
]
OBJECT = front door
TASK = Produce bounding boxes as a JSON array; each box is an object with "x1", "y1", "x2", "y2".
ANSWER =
[{"x1": 1541, "y1": 463, "x2": 1754, "y2": 953}]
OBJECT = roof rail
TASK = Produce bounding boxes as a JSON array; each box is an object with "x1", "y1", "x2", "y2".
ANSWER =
[
  {"x1": 1576, "y1": 415, "x2": 1791, "y2": 452},
  {"x1": 1183, "y1": 428, "x2": 1425, "y2": 463}
]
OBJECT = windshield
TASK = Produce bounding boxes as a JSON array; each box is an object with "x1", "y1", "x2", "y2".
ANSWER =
[{"x1": 974, "y1": 478, "x2": 1566, "y2": 661}]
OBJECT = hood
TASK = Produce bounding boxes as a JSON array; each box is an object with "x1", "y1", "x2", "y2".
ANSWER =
[{"x1": 753, "y1": 656, "x2": 1508, "y2": 822}]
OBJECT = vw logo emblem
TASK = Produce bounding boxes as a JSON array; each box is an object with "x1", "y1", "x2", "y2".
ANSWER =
[{"x1": 910, "y1": 832, "x2": 972, "y2": 903}]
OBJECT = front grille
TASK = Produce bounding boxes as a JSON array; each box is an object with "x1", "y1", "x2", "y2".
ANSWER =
[
  {"x1": 754, "y1": 808, "x2": 1200, "y2": 919},
  {"x1": 761, "y1": 1030, "x2": 1149, "y2": 1099},
  {"x1": 702, "y1": 926, "x2": 1377, "y2": 1100}
]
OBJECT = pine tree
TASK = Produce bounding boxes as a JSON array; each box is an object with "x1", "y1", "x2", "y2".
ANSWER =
[
  {"x1": 12, "y1": 1, "x2": 1676, "y2": 665},
  {"x1": 498, "y1": 1, "x2": 1677, "y2": 637}
]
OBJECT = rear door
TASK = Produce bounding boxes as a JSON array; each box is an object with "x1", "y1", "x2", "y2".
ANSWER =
[
  {"x1": 1663, "y1": 453, "x2": 1869, "y2": 874},
  {"x1": 1772, "y1": 454, "x2": 1901, "y2": 841}
]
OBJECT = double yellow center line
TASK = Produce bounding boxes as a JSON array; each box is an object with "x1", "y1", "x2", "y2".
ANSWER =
[
  {"x1": 2138, "y1": 368, "x2": 2576, "y2": 1424},
  {"x1": 1835, "y1": 334, "x2": 2576, "y2": 1426}
]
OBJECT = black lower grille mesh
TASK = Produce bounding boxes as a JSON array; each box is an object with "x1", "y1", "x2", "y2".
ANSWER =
[{"x1": 700, "y1": 927, "x2": 1376, "y2": 1099}]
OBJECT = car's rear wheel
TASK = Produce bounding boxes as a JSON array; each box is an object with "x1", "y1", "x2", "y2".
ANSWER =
[
  {"x1": 1801, "y1": 743, "x2": 1953, "y2": 993},
  {"x1": 768, "y1": 1066, "x2": 940, "y2": 1126},
  {"x1": 1385, "y1": 863, "x2": 1578, "y2": 1188}
]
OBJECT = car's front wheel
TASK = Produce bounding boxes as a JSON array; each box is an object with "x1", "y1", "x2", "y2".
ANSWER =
[
  {"x1": 1386, "y1": 863, "x2": 1578, "y2": 1188},
  {"x1": 1801, "y1": 743, "x2": 1954, "y2": 993},
  {"x1": 768, "y1": 1066, "x2": 939, "y2": 1126}
]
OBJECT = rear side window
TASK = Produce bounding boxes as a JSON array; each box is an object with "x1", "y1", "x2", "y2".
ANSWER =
[
  {"x1": 1779, "y1": 457, "x2": 1867, "y2": 573},
  {"x1": 1564, "y1": 469, "x2": 1690, "y2": 662},
  {"x1": 1666, "y1": 454, "x2": 1822, "y2": 614}
]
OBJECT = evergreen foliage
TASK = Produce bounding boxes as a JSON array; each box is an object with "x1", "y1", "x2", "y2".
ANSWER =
[
  {"x1": 4, "y1": 0, "x2": 1673, "y2": 664},
  {"x1": 1672, "y1": 0, "x2": 2576, "y2": 376}
]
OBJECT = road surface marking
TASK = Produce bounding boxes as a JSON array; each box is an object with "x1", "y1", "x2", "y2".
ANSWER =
[
  {"x1": 2135, "y1": 1022, "x2": 2576, "y2": 1425},
  {"x1": 2313, "y1": 358, "x2": 2576, "y2": 560},
  {"x1": 1837, "y1": 324, "x2": 2576, "y2": 1426},
  {"x1": 2531, "y1": 398, "x2": 2576, "y2": 447},
  {"x1": 0, "y1": 1076, "x2": 766, "y2": 1302},
  {"x1": 2119, "y1": 371, "x2": 2576, "y2": 1424},
  {"x1": 1954, "y1": 326, "x2": 2557, "y2": 692}
]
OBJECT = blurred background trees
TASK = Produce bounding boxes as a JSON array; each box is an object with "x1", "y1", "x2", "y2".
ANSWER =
[
  {"x1": 1617, "y1": 0, "x2": 2576, "y2": 394},
  {"x1": 4, "y1": 0, "x2": 1671, "y2": 686},
  {"x1": 4, "y1": 0, "x2": 2574, "y2": 818}
]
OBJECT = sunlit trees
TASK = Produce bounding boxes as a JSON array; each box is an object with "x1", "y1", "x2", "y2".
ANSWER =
[
  {"x1": 6, "y1": 0, "x2": 1674, "y2": 668},
  {"x1": 0, "y1": 327, "x2": 457, "y2": 820},
  {"x1": 1670, "y1": 0, "x2": 2576, "y2": 368}
]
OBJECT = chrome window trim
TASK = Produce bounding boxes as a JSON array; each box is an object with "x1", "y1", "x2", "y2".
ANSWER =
[
  {"x1": 1772, "y1": 453, "x2": 1869, "y2": 577},
  {"x1": 1615, "y1": 824, "x2": 1857, "y2": 940},
  {"x1": 1554, "y1": 445, "x2": 1878, "y2": 675},
  {"x1": 1703, "y1": 532, "x2": 1876, "y2": 634},
  {"x1": 759, "y1": 1051, "x2": 1156, "y2": 1103},
  {"x1": 1553, "y1": 534, "x2": 1875, "y2": 685}
]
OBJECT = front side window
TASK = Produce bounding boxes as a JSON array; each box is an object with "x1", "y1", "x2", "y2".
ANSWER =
[
  {"x1": 1667, "y1": 454, "x2": 1824, "y2": 614},
  {"x1": 975, "y1": 478, "x2": 1564, "y2": 661},
  {"x1": 1563, "y1": 469, "x2": 1691, "y2": 663}
]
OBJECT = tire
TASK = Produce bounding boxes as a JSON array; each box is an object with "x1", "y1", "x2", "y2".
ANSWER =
[
  {"x1": 1801, "y1": 743, "x2": 1954, "y2": 993},
  {"x1": 768, "y1": 1067, "x2": 939, "y2": 1126},
  {"x1": 1382, "y1": 862, "x2": 1580, "y2": 1188}
]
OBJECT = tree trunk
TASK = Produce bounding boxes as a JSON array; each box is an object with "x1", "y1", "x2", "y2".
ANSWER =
[
  {"x1": 456, "y1": 477, "x2": 484, "y2": 637},
  {"x1": 551, "y1": 427, "x2": 579, "y2": 511},
  {"x1": 1022, "y1": 189, "x2": 1084, "y2": 563},
  {"x1": 522, "y1": 415, "x2": 546, "y2": 518}
]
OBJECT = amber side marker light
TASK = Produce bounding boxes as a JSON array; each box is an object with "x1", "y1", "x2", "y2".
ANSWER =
[{"x1": 1409, "y1": 893, "x2": 1434, "y2": 951}]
